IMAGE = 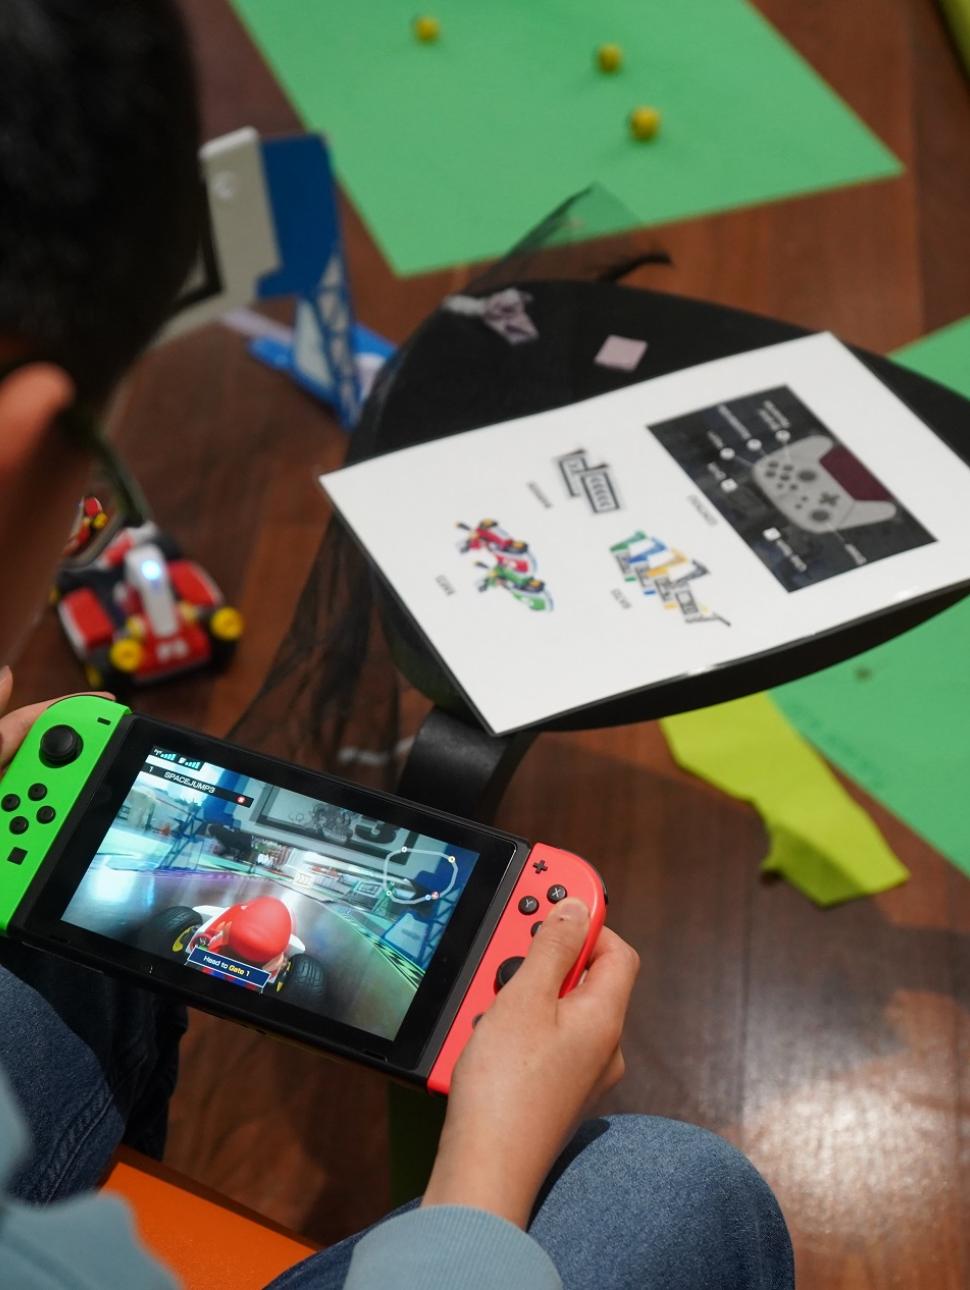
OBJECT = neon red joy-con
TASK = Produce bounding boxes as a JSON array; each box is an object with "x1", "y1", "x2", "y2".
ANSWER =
[{"x1": 427, "y1": 843, "x2": 606, "y2": 1095}]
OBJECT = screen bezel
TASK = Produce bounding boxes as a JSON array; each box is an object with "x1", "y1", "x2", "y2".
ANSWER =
[{"x1": 17, "y1": 717, "x2": 522, "y2": 1074}]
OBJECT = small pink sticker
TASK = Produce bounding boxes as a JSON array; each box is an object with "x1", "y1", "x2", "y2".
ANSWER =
[{"x1": 594, "y1": 335, "x2": 648, "y2": 371}]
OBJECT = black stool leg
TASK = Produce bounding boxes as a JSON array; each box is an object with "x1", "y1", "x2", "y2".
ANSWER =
[{"x1": 396, "y1": 706, "x2": 536, "y2": 824}]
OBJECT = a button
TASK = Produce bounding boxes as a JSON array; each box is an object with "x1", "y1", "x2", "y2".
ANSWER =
[
  {"x1": 39, "y1": 725, "x2": 83, "y2": 768},
  {"x1": 27, "y1": 784, "x2": 47, "y2": 802},
  {"x1": 10, "y1": 817, "x2": 28, "y2": 835},
  {"x1": 518, "y1": 895, "x2": 539, "y2": 915},
  {"x1": 5, "y1": 847, "x2": 26, "y2": 866},
  {"x1": 1, "y1": 794, "x2": 19, "y2": 812},
  {"x1": 495, "y1": 956, "x2": 525, "y2": 990},
  {"x1": 531, "y1": 921, "x2": 543, "y2": 937},
  {"x1": 36, "y1": 806, "x2": 56, "y2": 825},
  {"x1": 797, "y1": 469, "x2": 817, "y2": 482},
  {"x1": 532, "y1": 859, "x2": 548, "y2": 874},
  {"x1": 547, "y1": 884, "x2": 567, "y2": 903},
  {"x1": 810, "y1": 509, "x2": 831, "y2": 523}
]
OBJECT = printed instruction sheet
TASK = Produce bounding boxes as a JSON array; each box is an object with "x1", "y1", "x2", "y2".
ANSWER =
[{"x1": 322, "y1": 333, "x2": 970, "y2": 734}]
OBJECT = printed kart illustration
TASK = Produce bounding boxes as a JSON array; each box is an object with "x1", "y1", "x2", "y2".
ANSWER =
[
  {"x1": 611, "y1": 531, "x2": 729, "y2": 626},
  {"x1": 136, "y1": 895, "x2": 326, "y2": 1009},
  {"x1": 457, "y1": 518, "x2": 553, "y2": 611},
  {"x1": 474, "y1": 561, "x2": 553, "y2": 611},
  {"x1": 457, "y1": 518, "x2": 530, "y2": 561}
]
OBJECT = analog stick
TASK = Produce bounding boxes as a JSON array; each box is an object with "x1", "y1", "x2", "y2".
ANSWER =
[{"x1": 39, "y1": 725, "x2": 83, "y2": 768}]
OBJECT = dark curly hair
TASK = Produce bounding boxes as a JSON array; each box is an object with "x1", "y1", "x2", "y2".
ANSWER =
[{"x1": 0, "y1": 0, "x2": 201, "y2": 404}]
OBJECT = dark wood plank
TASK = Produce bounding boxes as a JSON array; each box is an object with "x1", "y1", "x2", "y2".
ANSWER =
[{"x1": 742, "y1": 781, "x2": 969, "y2": 1288}]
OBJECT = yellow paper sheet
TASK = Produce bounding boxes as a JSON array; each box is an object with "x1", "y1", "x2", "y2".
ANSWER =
[{"x1": 661, "y1": 693, "x2": 908, "y2": 906}]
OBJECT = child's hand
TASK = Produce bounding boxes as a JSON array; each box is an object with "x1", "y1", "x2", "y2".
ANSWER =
[
  {"x1": 0, "y1": 668, "x2": 111, "y2": 770},
  {"x1": 422, "y1": 897, "x2": 639, "y2": 1228}
]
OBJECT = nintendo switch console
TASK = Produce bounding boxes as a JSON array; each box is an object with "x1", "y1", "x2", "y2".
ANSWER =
[{"x1": 0, "y1": 697, "x2": 605, "y2": 1094}]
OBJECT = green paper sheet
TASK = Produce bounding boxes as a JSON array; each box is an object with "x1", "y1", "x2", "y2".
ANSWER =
[
  {"x1": 886, "y1": 315, "x2": 970, "y2": 400},
  {"x1": 939, "y1": 0, "x2": 970, "y2": 77},
  {"x1": 231, "y1": 0, "x2": 901, "y2": 274},
  {"x1": 661, "y1": 694, "x2": 909, "y2": 906},
  {"x1": 772, "y1": 317, "x2": 970, "y2": 880}
]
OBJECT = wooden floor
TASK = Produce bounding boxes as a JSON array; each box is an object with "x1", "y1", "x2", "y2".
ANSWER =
[{"x1": 13, "y1": 1, "x2": 970, "y2": 1284}]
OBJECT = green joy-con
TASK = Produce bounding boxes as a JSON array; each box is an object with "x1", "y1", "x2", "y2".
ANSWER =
[{"x1": 0, "y1": 695, "x2": 130, "y2": 932}]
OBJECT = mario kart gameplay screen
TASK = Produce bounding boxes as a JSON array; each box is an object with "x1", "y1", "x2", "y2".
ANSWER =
[{"x1": 63, "y1": 748, "x2": 479, "y2": 1041}]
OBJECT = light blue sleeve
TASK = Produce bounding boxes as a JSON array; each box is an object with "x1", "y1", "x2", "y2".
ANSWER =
[
  {"x1": 0, "y1": 1068, "x2": 178, "y2": 1290},
  {"x1": 343, "y1": 1206, "x2": 562, "y2": 1290}
]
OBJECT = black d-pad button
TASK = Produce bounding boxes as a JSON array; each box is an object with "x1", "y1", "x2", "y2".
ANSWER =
[
  {"x1": 10, "y1": 817, "x2": 27, "y2": 835},
  {"x1": 40, "y1": 725, "x2": 83, "y2": 768},
  {"x1": 1, "y1": 794, "x2": 19, "y2": 812},
  {"x1": 495, "y1": 956, "x2": 525, "y2": 990},
  {"x1": 28, "y1": 784, "x2": 47, "y2": 802},
  {"x1": 518, "y1": 895, "x2": 539, "y2": 915}
]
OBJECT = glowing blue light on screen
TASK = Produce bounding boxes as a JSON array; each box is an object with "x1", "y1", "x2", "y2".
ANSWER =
[{"x1": 140, "y1": 558, "x2": 163, "y2": 580}]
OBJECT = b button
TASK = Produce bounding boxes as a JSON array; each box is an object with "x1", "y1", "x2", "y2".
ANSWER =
[{"x1": 495, "y1": 956, "x2": 525, "y2": 990}]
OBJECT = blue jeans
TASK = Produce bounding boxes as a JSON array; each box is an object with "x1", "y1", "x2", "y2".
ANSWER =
[{"x1": 1, "y1": 944, "x2": 794, "y2": 1289}]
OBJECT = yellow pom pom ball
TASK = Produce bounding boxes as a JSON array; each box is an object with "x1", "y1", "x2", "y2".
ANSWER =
[
  {"x1": 629, "y1": 105, "x2": 661, "y2": 141},
  {"x1": 413, "y1": 15, "x2": 441, "y2": 42},
  {"x1": 596, "y1": 43, "x2": 622, "y2": 73}
]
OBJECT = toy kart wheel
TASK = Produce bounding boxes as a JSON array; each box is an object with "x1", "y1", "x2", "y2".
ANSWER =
[
  {"x1": 206, "y1": 606, "x2": 244, "y2": 671},
  {"x1": 109, "y1": 637, "x2": 144, "y2": 674},
  {"x1": 274, "y1": 952, "x2": 326, "y2": 1008},
  {"x1": 136, "y1": 906, "x2": 203, "y2": 958},
  {"x1": 507, "y1": 540, "x2": 528, "y2": 553},
  {"x1": 210, "y1": 606, "x2": 244, "y2": 642},
  {"x1": 84, "y1": 646, "x2": 134, "y2": 699}
]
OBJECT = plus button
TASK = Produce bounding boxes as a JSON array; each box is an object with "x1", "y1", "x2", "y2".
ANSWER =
[{"x1": 532, "y1": 859, "x2": 549, "y2": 874}]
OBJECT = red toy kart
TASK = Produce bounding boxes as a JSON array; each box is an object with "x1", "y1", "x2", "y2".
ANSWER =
[
  {"x1": 55, "y1": 514, "x2": 243, "y2": 694},
  {"x1": 136, "y1": 896, "x2": 326, "y2": 1010}
]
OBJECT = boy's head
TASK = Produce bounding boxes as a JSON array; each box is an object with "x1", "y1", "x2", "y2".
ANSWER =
[{"x1": 0, "y1": 0, "x2": 200, "y2": 663}]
